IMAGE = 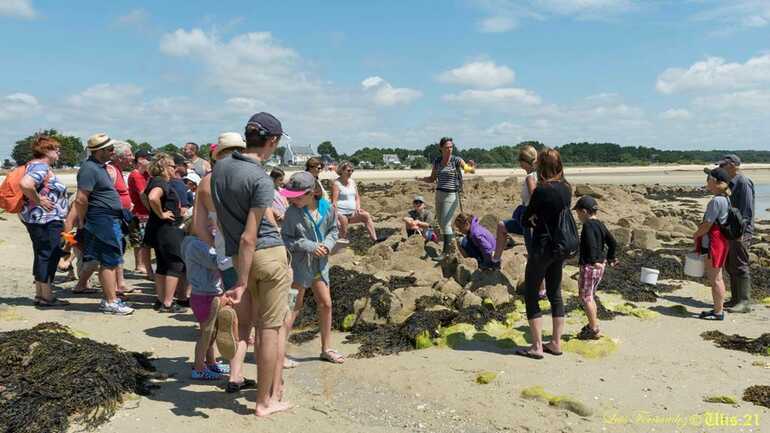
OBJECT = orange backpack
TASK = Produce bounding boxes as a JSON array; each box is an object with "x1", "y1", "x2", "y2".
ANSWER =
[{"x1": 0, "y1": 165, "x2": 51, "y2": 213}]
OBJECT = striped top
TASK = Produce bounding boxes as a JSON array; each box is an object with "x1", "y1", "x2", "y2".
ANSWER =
[{"x1": 433, "y1": 155, "x2": 462, "y2": 192}]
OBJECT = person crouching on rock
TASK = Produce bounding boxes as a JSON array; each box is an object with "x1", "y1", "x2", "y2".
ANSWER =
[
  {"x1": 281, "y1": 173, "x2": 345, "y2": 364},
  {"x1": 573, "y1": 196, "x2": 617, "y2": 340},
  {"x1": 692, "y1": 168, "x2": 732, "y2": 321},
  {"x1": 403, "y1": 195, "x2": 437, "y2": 242},
  {"x1": 181, "y1": 234, "x2": 230, "y2": 381},
  {"x1": 453, "y1": 213, "x2": 498, "y2": 270}
]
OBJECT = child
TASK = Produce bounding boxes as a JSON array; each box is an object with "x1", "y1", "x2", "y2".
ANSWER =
[
  {"x1": 693, "y1": 167, "x2": 732, "y2": 321},
  {"x1": 180, "y1": 234, "x2": 230, "y2": 380},
  {"x1": 281, "y1": 172, "x2": 344, "y2": 364},
  {"x1": 403, "y1": 195, "x2": 438, "y2": 242},
  {"x1": 573, "y1": 196, "x2": 617, "y2": 340},
  {"x1": 453, "y1": 213, "x2": 498, "y2": 270}
]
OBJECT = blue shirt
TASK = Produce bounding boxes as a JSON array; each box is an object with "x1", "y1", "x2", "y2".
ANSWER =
[
  {"x1": 77, "y1": 156, "x2": 122, "y2": 218},
  {"x1": 20, "y1": 162, "x2": 68, "y2": 225}
]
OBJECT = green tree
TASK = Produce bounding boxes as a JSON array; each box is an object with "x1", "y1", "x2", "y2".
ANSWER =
[
  {"x1": 317, "y1": 141, "x2": 339, "y2": 159},
  {"x1": 409, "y1": 156, "x2": 428, "y2": 169},
  {"x1": 158, "y1": 143, "x2": 179, "y2": 154},
  {"x1": 11, "y1": 129, "x2": 84, "y2": 167}
]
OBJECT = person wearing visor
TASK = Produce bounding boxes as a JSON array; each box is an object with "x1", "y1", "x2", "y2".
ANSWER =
[{"x1": 692, "y1": 167, "x2": 733, "y2": 321}]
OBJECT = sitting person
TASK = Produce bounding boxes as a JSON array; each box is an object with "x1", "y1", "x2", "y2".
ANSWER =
[
  {"x1": 181, "y1": 234, "x2": 230, "y2": 380},
  {"x1": 403, "y1": 195, "x2": 437, "y2": 242},
  {"x1": 453, "y1": 213, "x2": 497, "y2": 270},
  {"x1": 331, "y1": 161, "x2": 380, "y2": 242},
  {"x1": 573, "y1": 196, "x2": 617, "y2": 340}
]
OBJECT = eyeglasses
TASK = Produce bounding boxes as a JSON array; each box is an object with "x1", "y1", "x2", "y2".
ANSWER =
[{"x1": 346, "y1": 169, "x2": 354, "y2": 173}]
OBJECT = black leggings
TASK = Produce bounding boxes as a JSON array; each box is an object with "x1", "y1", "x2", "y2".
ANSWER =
[
  {"x1": 524, "y1": 253, "x2": 565, "y2": 320},
  {"x1": 153, "y1": 225, "x2": 185, "y2": 277},
  {"x1": 25, "y1": 220, "x2": 64, "y2": 284}
]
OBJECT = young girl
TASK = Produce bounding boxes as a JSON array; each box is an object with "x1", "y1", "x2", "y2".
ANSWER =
[
  {"x1": 454, "y1": 213, "x2": 497, "y2": 270},
  {"x1": 693, "y1": 167, "x2": 732, "y2": 321},
  {"x1": 281, "y1": 172, "x2": 344, "y2": 364}
]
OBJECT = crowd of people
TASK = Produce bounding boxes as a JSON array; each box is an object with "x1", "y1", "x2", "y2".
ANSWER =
[{"x1": 6, "y1": 111, "x2": 757, "y2": 416}]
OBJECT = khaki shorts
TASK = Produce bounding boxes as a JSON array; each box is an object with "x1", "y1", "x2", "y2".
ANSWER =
[{"x1": 239, "y1": 246, "x2": 291, "y2": 329}]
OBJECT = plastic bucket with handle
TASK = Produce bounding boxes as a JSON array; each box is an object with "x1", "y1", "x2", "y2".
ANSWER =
[
  {"x1": 640, "y1": 267, "x2": 660, "y2": 285},
  {"x1": 684, "y1": 253, "x2": 705, "y2": 278}
]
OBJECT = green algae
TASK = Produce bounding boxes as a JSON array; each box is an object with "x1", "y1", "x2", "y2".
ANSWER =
[
  {"x1": 703, "y1": 395, "x2": 738, "y2": 405},
  {"x1": 342, "y1": 314, "x2": 357, "y2": 331},
  {"x1": 476, "y1": 371, "x2": 497, "y2": 384},
  {"x1": 414, "y1": 330, "x2": 433, "y2": 349},
  {"x1": 562, "y1": 336, "x2": 619, "y2": 359},
  {"x1": 520, "y1": 386, "x2": 593, "y2": 417}
]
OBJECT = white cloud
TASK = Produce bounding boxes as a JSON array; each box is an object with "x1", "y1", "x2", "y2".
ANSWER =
[
  {"x1": 224, "y1": 97, "x2": 266, "y2": 114},
  {"x1": 117, "y1": 8, "x2": 149, "y2": 26},
  {"x1": 0, "y1": 93, "x2": 41, "y2": 120},
  {"x1": 443, "y1": 87, "x2": 542, "y2": 105},
  {"x1": 661, "y1": 108, "x2": 693, "y2": 120},
  {"x1": 437, "y1": 61, "x2": 515, "y2": 88},
  {"x1": 656, "y1": 54, "x2": 770, "y2": 94},
  {"x1": 692, "y1": 0, "x2": 770, "y2": 29},
  {"x1": 478, "y1": 16, "x2": 518, "y2": 33},
  {"x1": 361, "y1": 76, "x2": 422, "y2": 106},
  {"x1": 536, "y1": 0, "x2": 635, "y2": 16},
  {"x1": 693, "y1": 90, "x2": 770, "y2": 111},
  {"x1": 0, "y1": 0, "x2": 36, "y2": 19},
  {"x1": 67, "y1": 84, "x2": 143, "y2": 108}
]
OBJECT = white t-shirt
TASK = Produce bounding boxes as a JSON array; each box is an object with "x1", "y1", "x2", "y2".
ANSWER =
[
  {"x1": 521, "y1": 172, "x2": 536, "y2": 206},
  {"x1": 335, "y1": 179, "x2": 358, "y2": 215}
]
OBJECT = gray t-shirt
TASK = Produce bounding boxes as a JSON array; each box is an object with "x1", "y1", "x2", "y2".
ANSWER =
[
  {"x1": 702, "y1": 195, "x2": 729, "y2": 248},
  {"x1": 212, "y1": 152, "x2": 283, "y2": 256},
  {"x1": 77, "y1": 157, "x2": 122, "y2": 216},
  {"x1": 729, "y1": 174, "x2": 755, "y2": 235}
]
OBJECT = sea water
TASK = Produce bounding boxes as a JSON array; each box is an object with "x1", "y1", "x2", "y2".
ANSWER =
[{"x1": 755, "y1": 184, "x2": 770, "y2": 220}]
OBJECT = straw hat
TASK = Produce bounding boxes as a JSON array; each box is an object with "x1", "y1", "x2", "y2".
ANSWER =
[
  {"x1": 214, "y1": 132, "x2": 246, "y2": 159},
  {"x1": 87, "y1": 133, "x2": 113, "y2": 151}
]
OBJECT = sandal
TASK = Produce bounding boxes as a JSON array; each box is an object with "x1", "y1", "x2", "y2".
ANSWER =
[
  {"x1": 543, "y1": 344, "x2": 563, "y2": 356},
  {"x1": 698, "y1": 310, "x2": 725, "y2": 321},
  {"x1": 320, "y1": 349, "x2": 346, "y2": 364},
  {"x1": 577, "y1": 325, "x2": 601, "y2": 341},
  {"x1": 226, "y1": 378, "x2": 257, "y2": 393},
  {"x1": 216, "y1": 306, "x2": 239, "y2": 361},
  {"x1": 34, "y1": 296, "x2": 71, "y2": 308},
  {"x1": 71, "y1": 287, "x2": 99, "y2": 294},
  {"x1": 284, "y1": 356, "x2": 300, "y2": 369},
  {"x1": 515, "y1": 348, "x2": 544, "y2": 360}
]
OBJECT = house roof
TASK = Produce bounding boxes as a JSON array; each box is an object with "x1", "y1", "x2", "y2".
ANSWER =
[{"x1": 291, "y1": 145, "x2": 316, "y2": 155}]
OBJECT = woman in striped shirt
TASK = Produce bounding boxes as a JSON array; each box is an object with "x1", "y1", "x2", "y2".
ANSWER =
[{"x1": 418, "y1": 137, "x2": 476, "y2": 260}]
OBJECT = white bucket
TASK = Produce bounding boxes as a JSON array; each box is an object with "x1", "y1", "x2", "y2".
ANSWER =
[
  {"x1": 640, "y1": 267, "x2": 660, "y2": 285},
  {"x1": 684, "y1": 253, "x2": 705, "y2": 278}
]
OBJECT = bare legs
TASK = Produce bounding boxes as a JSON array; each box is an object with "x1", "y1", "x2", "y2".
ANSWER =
[
  {"x1": 99, "y1": 267, "x2": 119, "y2": 304},
  {"x1": 134, "y1": 246, "x2": 154, "y2": 279},
  {"x1": 154, "y1": 275, "x2": 179, "y2": 307},
  {"x1": 229, "y1": 290, "x2": 253, "y2": 386},
  {"x1": 707, "y1": 260, "x2": 725, "y2": 314},
  {"x1": 342, "y1": 211, "x2": 377, "y2": 241}
]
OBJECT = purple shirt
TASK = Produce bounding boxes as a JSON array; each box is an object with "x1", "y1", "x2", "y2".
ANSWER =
[{"x1": 469, "y1": 216, "x2": 496, "y2": 261}]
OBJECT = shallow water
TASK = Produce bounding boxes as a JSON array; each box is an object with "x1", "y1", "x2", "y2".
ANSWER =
[{"x1": 756, "y1": 184, "x2": 770, "y2": 220}]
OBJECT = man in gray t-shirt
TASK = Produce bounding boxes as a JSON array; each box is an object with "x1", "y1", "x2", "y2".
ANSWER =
[
  {"x1": 211, "y1": 112, "x2": 292, "y2": 417},
  {"x1": 718, "y1": 154, "x2": 755, "y2": 312}
]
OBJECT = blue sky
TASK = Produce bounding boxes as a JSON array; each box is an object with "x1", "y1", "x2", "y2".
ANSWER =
[{"x1": 1, "y1": 0, "x2": 770, "y2": 158}]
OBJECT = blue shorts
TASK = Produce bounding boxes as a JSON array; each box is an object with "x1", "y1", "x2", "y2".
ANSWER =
[{"x1": 82, "y1": 222, "x2": 124, "y2": 268}]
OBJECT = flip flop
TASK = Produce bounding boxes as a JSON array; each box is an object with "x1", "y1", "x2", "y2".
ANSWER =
[
  {"x1": 71, "y1": 287, "x2": 99, "y2": 294},
  {"x1": 320, "y1": 349, "x2": 346, "y2": 364},
  {"x1": 200, "y1": 297, "x2": 222, "y2": 352},
  {"x1": 543, "y1": 345, "x2": 563, "y2": 356},
  {"x1": 215, "y1": 306, "x2": 239, "y2": 360},
  {"x1": 33, "y1": 297, "x2": 71, "y2": 308},
  {"x1": 515, "y1": 348, "x2": 544, "y2": 360}
]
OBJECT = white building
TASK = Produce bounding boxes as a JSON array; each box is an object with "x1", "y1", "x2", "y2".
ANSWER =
[
  {"x1": 382, "y1": 154, "x2": 401, "y2": 165},
  {"x1": 283, "y1": 144, "x2": 318, "y2": 166}
]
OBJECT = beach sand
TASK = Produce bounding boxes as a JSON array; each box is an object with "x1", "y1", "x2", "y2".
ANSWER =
[{"x1": 1, "y1": 171, "x2": 769, "y2": 433}]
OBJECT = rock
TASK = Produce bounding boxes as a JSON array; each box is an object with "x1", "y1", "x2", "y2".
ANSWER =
[
  {"x1": 574, "y1": 184, "x2": 604, "y2": 199},
  {"x1": 672, "y1": 224, "x2": 692, "y2": 237},
  {"x1": 656, "y1": 231, "x2": 673, "y2": 242},
  {"x1": 368, "y1": 242, "x2": 394, "y2": 261},
  {"x1": 440, "y1": 254, "x2": 460, "y2": 278},
  {"x1": 562, "y1": 277, "x2": 578, "y2": 294},
  {"x1": 353, "y1": 297, "x2": 387, "y2": 325},
  {"x1": 469, "y1": 270, "x2": 515, "y2": 291},
  {"x1": 391, "y1": 286, "x2": 437, "y2": 323},
  {"x1": 613, "y1": 228, "x2": 632, "y2": 248},
  {"x1": 631, "y1": 228, "x2": 659, "y2": 251},
  {"x1": 500, "y1": 251, "x2": 527, "y2": 282},
  {"x1": 643, "y1": 216, "x2": 666, "y2": 230},
  {"x1": 454, "y1": 258, "x2": 478, "y2": 287},
  {"x1": 460, "y1": 291, "x2": 483, "y2": 308},
  {"x1": 616, "y1": 218, "x2": 634, "y2": 228},
  {"x1": 392, "y1": 235, "x2": 426, "y2": 257},
  {"x1": 479, "y1": 214, "x2": 499, "y2": 235},
  {"x1": 434, "y1": 278, "x2": 465, "y2": 297},
  {"x1": 476, "y1": 284, "x2": 513, "y2": 306}
]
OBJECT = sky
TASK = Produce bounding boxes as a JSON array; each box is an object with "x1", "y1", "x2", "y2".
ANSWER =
[{"x1": 1, "y1": 0, "x2": 770, "y2": 158}]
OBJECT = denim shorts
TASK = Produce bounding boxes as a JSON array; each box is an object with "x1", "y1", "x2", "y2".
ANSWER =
[{"x1": 82, "y1": 223, "x2": 124, "y2": 268}]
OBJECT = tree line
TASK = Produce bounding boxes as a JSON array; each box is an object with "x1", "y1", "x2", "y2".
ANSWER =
[{"x1": 6, "y1": 130, "x2": 770, "y2": 169}]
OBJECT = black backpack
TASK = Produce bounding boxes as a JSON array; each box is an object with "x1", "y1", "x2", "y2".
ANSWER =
[
  {"x1": 546, "y1": 192, "x2": 580, "y2": 259},
  {"x1": 720, "y1": 197, "x2": 747, "y2": 241}
]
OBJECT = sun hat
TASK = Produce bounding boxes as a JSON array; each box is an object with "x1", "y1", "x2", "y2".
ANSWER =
[
  {"x1": 280, "y1": 171, "x2": 315, "y2": 198},
  {"x1": 413, "y1": 195, "x2": 426, "y2": 204},
  {"x1": 704, "y1": 167, "x2": 731, "y2": 183},
  {"x1": 573, "y1": 195, "x2": 599, "y2": 212},
  {"x1": 183, "y1": 170, "x2": 202, "y2": 185},
  {"x1": 87, "y1": 133, "x2": 113, "y2": 151},
  {"x1": 717, "y1": 154, "x2": 742, "y2": 167},
  {"x1": 214, "y1": 132, "x2": 246, "y2": 159}
]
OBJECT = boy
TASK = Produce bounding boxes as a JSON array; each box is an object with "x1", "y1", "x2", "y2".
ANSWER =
[
  {"x1": 573, "y1": 196, "x2": 617, "y2": 340},
  {"x1": 403, "y1": 195, "x2": 437, "y2": 242}
]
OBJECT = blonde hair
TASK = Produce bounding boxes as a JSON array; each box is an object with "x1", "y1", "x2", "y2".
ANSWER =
[
  {"x1": 518, "y1": 145, "x2": 537, "y2": 165},
  {"x1": 148, "y1": 152, "x2": 174, "y2": 177},
  {"x1": 453, "y1": 213, "x2": 474, "y2": 231},
  {"x1": 336, "y1": 161, "x2": 353, "y2": 176}
]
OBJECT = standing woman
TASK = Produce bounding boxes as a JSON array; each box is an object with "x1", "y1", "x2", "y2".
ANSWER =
[
  {"x1": 143, "y1": 153, "x2": 186, "y2": 313},
  {"x1": 418, "y1": 137, "x2": 475, "y2": 260},
  {"x1": 693, "y1": 168, "x2": 732, "y2": 321},
  {"x1": 19, "y1": 135, "x2": 70, "y2": 306},
  {"x1": 332, "y1": 161, "x2": 378, "y2": 241},
  {"x1": 516, "y1": 148, "x2": 571, "y2": 360}
]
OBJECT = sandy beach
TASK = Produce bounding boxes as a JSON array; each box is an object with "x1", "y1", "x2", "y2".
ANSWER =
[{"x1": 1, "y1": 174, "x2": 769, "y2": 433}]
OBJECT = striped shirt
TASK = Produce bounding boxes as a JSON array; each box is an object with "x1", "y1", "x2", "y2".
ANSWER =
[{"x1": 433, "y1": 156, "x2": 462, "y2": 192}]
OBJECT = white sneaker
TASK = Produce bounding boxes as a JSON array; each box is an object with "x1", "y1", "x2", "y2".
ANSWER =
[{"x1": 100, "y1": 300, "x2": 134, "y2": 315}]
